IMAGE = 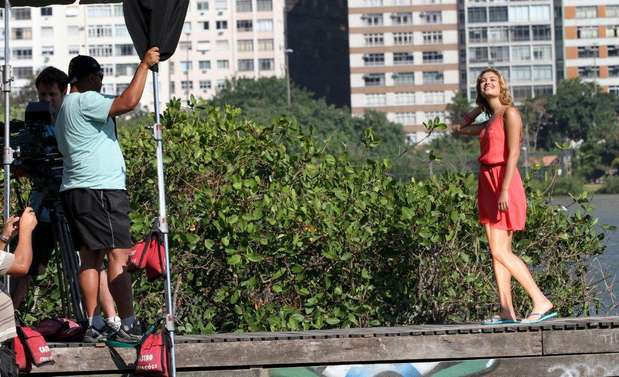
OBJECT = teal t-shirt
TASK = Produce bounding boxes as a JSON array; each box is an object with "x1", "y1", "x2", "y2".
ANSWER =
[{"x1": 55, "y1": 91, "x2": 126, "y2": 191}]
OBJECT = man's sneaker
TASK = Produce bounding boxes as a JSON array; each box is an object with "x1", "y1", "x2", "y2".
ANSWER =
[
  {"x1": 111, "y1": 321, "x2": 144, "y2": 343},
  {"x1": 82, "y1": 326, "x2": 106, "y2": 343},
  {"x1": 95, "y1": 323, "x2": 119, "y2": 339}
]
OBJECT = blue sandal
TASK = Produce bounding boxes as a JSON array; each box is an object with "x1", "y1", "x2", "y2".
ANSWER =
[
  {"x1": 481, "y1": 315, "x2": 519, "y2": 325},
  {"x1": 520, "y1": 310, "x2": 557, "y2": 324}
]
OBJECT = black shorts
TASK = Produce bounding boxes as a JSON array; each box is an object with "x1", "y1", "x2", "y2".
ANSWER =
[
  {"x1": 61, "y1": 189, "x2": 133, "y2": 251},
  {"x1": 28, "y1": 221, "x2": 56, "y2": 276}
]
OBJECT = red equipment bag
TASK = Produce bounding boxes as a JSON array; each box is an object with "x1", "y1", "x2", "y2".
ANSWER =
[
  {"x1": 135, "y1": 330, "x2": 169, "y2": 376},
  {"x1": 130, "y1": 230, "x2": 166, "y2": 281},
  {"x1": 16, "y1": 326, "x2": 53, "y2": 366},
  {"x1": 13, "y1": 335, "x2": 31, "y2": 373},
  {"x1": 33, "y1": 318, "x2": 83, "y2": 342}
]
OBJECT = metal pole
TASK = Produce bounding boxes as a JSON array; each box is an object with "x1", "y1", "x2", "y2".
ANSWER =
[
  {"x1": 151, "y1": 69, "x2": 176, "y2": 377},
  {"x1": 283, "y1": 6, "x2": 291, "y2": 107},
  {"x1": 3, "y1": 0, "x2": 12, "y2": 230}
]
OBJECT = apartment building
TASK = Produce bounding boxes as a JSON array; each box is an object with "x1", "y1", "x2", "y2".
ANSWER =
[
  {"x1": 461, "y1": 0, "x2": 557, "y2": 104},
  {"x1": 562, "y1": 1, "x2": 619, "y2": 94},
  {"x1": 348, "y1": 0, "x2": 459, "y2": 143},
  {"x1": 169, "y1": 0, "x2": 287, "y2": 101},
  {"x1": 1, "y1": 3, "x2": 168, "y2": 111}
]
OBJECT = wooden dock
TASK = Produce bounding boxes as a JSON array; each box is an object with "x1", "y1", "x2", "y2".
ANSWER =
[{"x1": 28, "y1": 316, "x2": 619, "y2": 376}]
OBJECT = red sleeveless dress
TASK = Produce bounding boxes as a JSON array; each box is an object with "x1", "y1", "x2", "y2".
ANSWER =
[{"x1": 477, "y1": 113, "x2": 526, "y2": 231}]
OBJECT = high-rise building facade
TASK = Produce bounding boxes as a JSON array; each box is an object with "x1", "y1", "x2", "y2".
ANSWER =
[
  {"x1": 562, "y1": 2, "x2": 619, "y2": 94},
  {"x1": 461, "y1": 0, "x2": 557, "y2": 104},
  {"x1": 347, "y1": 0, "x2": 459, "y2": 143},
  {"x1": 1, "y1": 3, "x2": 169, "y2": 111},
  {"x1": 169, "y1": 0, "x2": 287, "y2": 101}
]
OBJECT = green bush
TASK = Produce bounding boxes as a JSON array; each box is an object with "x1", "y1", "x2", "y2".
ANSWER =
[
  {"x1": 529, "y1": 175, "x2": 585, "y2": 196},
  {"x1": 598, "y1": 176, "x2": 619, "y2": 194},
  {"x1": 20, "y1": 100, "x2": 606, "y2": 331}
]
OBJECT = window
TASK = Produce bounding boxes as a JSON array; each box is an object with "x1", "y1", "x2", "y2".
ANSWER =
[
  {"x1": 215, "y1": 0, "x2": 228, "y2": 9},
  {"x1": 364, "y1": 33, "x2": 384, "y2": 46},
  {"x1": 362, "y1": 13, "x2": 383, "y2": 26},
  {"x1": 509, "y1": 6, "x2": 528, "y2": 22},
  {"x1": 607, "y1": 25, "x2": 619, "y2": 38},
  {"x1": 13, "y1": 48, "x2": 32, "y2": 60},
  {"x1": 199, "y1": 60, "x2": 211, "y2": 70},
  {"x1": 199, "y1": 80, "x2": 212, "y2": 90},
  {"x1": 238, "y1": 40, "x2": 254, "y2": 52},
  {"x1": 116, "y1": 63, "x2": 138, "y2": 76},
  {"x1": 424, "y1": 111, "x2": 444, "y2": 122},
  {"x1": 102, "y1": 84, "x2": 114, "y2": 95},
  {"x1": 217, "y1": 80, "x2": 226, "y2": 89},
  {"x1": 578, "y1": 66, "x2": 599, "y2": 78},
  {"x1": 256, "y1": 19, "x2": 273, "y2": 32},
  {"x1": 512, "y1": 66, "x2": 531, "y2": 82},
  {"x1": 113, "y1": 4, "x2": 123, "y2": 17},
  {"x1": 424, "y1": 91, "x2": 444, "y2": 104},
  {"x1": 393, "y1": 52, "x2": 414, "y2": 65},
  {"x1": 392, "y1": 12, "x2": 413, "y2": 25},
  {"x1": 533, "y1": 86, "x2": 553, "y2": 97},
  {"x1": 488, "y1": 26, "x2": 508, "y2": 43},
  {"x1": 406, "y1": 133, "x2": 418, "y2": 144},
  {"x1": 393, "y1": 32, "x2": 414, "y2": 45},
  {"x1": 179, "y1": 41, "x2": 192, "y2": 50},
  {"x1": 422, "y1": 31, "x2": 442, "y2": 44},
  {"x1": 259, "y1": 58, "x2": 274, "y2": 71},
  {"x1": 608, "y1": 6, "x2": 619, "y2": 17},
  {"x1": 364, "y1": 73, "x2": 385, "y2": 86},
  {"x1": 115, "y1": 44, "x2": 135, "y2": 56},
  {"x1": 533, "y1": 65, "x2": 553, "y2": 81},
  {"x1": 41, "y1": 7, "x2": 52, "y2": 16},
  {"x1": 532, "y1": 25, "x2": 551, "y2": 41},
  {"x1": 236, "y1": 0, "x2": 252, "y2": 12},
  {"x1": 423, "y1": 51, "x2": 443, "y2": 64},
  {"x1": 490, "y1": 46, "x2": 509, "y2": 62},
  {"x1": 420, "y1": 11, "x2": 441, "y2": 24},
  {"x1": 68, "y1": 45, "x2": 80, "y2": 55},
  {"x1": 41, "y1": 46, "x2": 54, "y2": 57},
  {"x1": 115, "y1": 24, "x2": 129, "y2": 37},
  {"x1": 101, "y1": 64, "x2": 113, "y2": 76},
  {"x1": 393, "y1": 72, "x2": 415, "y2": 85},
  {"x1": 239, "y1": 59, "x2": 254, "y2": 71},
  {"x1": 41, "y1": 26, "x2": 53, "y2": 38},
  {"x1": 180, "y1": 61, "x2": 193, "y2": 72},
  {"x1": 89, "y1": 44, "x2": 113, "y2": 57},
  {"x1": 363, "y1": 53, "x2": 384, "y2": 66},
  {"x1": 395, "y1": 112, "x2": 416, "y2": 125},
  {"x1": 13, "y1": 66, "x2": 33, "y2": 79},
  {"x1": 217, "y1": 39, "x2": 229, "y2": 49},
  {"x1": 183, "y1": 22, "x2": 192, "y2": 33},
  {"x1": 609, "y1": 46, "x2": 619, "y2": 57},
  {"x1": 468, "y1": 7, "x2": 486, "y2": 23},
  {"x1": 530, "y1": 5, "x2": 550, "y2": 21},
  {"x1": 575, "y1": 6, "x2": 597, "y2": 19},
  {"x1": 488, "y1": 7, "x2": 507, "y2": 22},
  {"x1": 469, "y1": 47, "x2": 488, "y2": 63},
  {"x1": 237, "y1": 20, "x2": 252, "y2": 32},
  {"x1": 512, "y1": 86, "x2": 532, "y2": 101},
  {"x1": 512, "y1": 46, "x2": 530, "y2": 61},
  {"x1": 217, "y1": 59, "x2": 229, "y2": 69},
  {"x1": 578, "y1": 46, "x2": 599, "y2": 58},
  {"x1": 12, "y1": 8, "x2": 31, "y2": 20},
  {"x1": 610, "y1": 86, "x2": 619, "y2": 96},
  {"x1": 511, "y1": 26, "x2": 530, "y2": 41},
  {"x1": 469, "y1": 28, "x2": 487, "y2": 43},
  {"x1": 532, "y1": 45, "x2": 552, "y2": 61},
  {"x1": 364, "y1": 0, "x2": 384, "y2": 5},
  {"x1": 423, "y1": 71, "x2": 443, "y2": 84},
  {"x1": 577, "y1": 27, "x2": 598, "y2": 39},
  {"x1": 258, "y1": 39, "x2": 274, "y2": 51},
  {"x1": 257, "y1": 0, "x2": 272, "y2": 11},
  {"x1": 11, "y1": 27, "x2": 31, "y2": 40},
  {"x1": 201, "y1": 21, "x2": 210, "y2": 30},
  {"x1": 181, "y1": 81, "x2": 193, "y2": 90},
  {"x1": 365, "y1": 93, "x2": 387, "y2": 106},
  {"x1": 216, "y1": 21, "x2": 228, "y2": 30},
  {"x1": 87, "y1": 5, "x2": 111, "y2": 17},
  {"x1": 394, "y1": 92, "x2": 415, "y2": 105},
  {"x1": 67, "y1": 25, "x2": 80, "y2": 35},
  {"x1": 197, "y1": 1, "x2": 209, "y2": 11},
  {"x1": 88, "y1": 25, "x2": 113, "y2": 38}
]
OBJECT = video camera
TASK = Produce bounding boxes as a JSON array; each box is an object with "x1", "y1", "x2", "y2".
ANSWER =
[{"x1": 1, "y1": 101, "x2": 63, "y2": 187}]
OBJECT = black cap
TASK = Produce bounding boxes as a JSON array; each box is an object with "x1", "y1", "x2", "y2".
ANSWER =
[{"x1": 68, "y1": 55, "x2": 102, "y2": 84}]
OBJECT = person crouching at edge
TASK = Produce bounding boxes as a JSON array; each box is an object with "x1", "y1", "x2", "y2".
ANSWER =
[{"x1": 452, "y1": 68, "x2": 556, "y2": 324}]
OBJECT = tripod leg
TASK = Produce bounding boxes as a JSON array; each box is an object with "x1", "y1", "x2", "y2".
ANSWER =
[{"x1": 50, "y1": 204, "x2": 86, "y2": 324}]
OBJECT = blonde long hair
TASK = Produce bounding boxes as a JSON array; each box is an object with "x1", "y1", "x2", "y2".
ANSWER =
[{"x1": 475, "y1": 68, "x2": 513, "y2": 113}]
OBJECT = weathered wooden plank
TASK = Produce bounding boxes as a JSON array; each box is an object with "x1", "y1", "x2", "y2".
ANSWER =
[
  {"x1": 30, "y1": 345, "x2": 135, "y2": 374},
  {"x1": 544, "y1": 328, "x2": 619, "y2": 355},
  {"x1": 175, "y1": 332, "x2": 541, "y2": 368},
  {"x1": 491, "y1": 352, "x2": 619, "y2": 376}
]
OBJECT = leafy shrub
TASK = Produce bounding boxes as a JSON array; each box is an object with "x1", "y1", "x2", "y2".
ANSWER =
[
  {"x1": 598, "y1": 176, "x2": 619, "y2": 194},
  {"x1": 20, "y1": 99, "x2": 606, "y2": 331}
]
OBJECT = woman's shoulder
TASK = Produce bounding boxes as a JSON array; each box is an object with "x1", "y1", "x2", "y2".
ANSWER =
[{"x1": 503, "y1": 106, "x2": 520, "y2": 118}]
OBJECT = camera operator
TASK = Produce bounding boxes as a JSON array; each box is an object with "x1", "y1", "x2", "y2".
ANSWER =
[
  {"x1": 55, "y1": 48, "x2": 160, "y2": 343},
  {"x1": 11, "y1": 67, "x2": 121, "y2": 342},
  {"x1": 0, "y1": 208, "x2": 38, "y2": 344}
]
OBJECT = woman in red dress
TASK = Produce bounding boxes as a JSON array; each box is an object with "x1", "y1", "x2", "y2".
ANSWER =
[{"x1": 454, "y1": 68, "x2": 556, "y2": 324}]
